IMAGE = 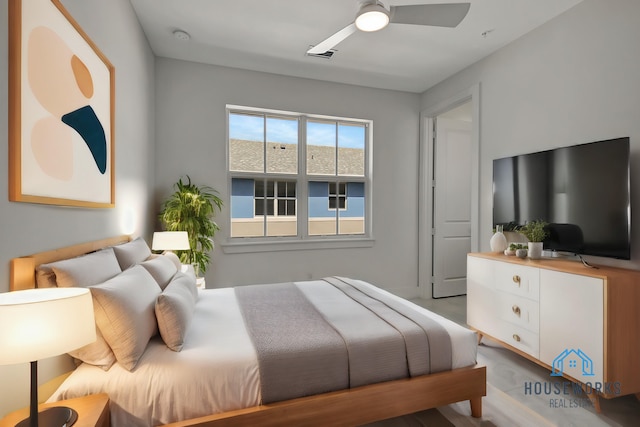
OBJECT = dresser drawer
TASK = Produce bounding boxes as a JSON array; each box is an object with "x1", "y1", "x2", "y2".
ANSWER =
[
  {"x1": 495, "y1": 262, "x2": 539, "y2": 301},
  {"x1": 497, "y1": 292, "x2": 539, "y2": 333},
  {"x1": 496, "y1": 322, "x2": 539, "y2": 359}
]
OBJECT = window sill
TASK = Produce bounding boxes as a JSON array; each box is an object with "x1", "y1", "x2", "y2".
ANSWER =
[{"x1": 221, "y1": 237, "x2": 375, "y2": 254}]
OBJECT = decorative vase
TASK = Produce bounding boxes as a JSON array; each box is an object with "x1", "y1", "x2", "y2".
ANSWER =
[
  {"x1": 528, "y1": 242, "x2": 543, "y2": 260},
  {"x1": 490, "y1": 225, "x2": 508, "y2": 253}
]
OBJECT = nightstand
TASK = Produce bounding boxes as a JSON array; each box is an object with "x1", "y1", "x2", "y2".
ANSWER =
[{"x1": 0, "y1": 394, "x2": 109, "y2": 427}]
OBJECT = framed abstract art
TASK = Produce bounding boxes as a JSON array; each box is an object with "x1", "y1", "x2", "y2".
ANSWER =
[{"x1": 8, "y1": 0, "x2": 115, "y2": 208}]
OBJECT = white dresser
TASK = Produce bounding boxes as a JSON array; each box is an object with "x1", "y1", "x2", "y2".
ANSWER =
[{"x1": 467, "y1": 253, "x2": 640, "y2": 402}]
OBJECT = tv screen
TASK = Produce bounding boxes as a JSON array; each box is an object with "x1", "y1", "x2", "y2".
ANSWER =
[{"x1": 493, "y1": 137, "x2": 630, "y2": 260}]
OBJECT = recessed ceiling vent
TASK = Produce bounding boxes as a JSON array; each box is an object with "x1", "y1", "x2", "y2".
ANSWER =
[{"x1": 306, "y1": 47, "x2": 337, "y2": 59}]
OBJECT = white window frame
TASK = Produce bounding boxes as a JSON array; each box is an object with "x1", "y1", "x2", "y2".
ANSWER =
[{"x1": 223, "y1": 105, "x2": 374, "y2": 254}]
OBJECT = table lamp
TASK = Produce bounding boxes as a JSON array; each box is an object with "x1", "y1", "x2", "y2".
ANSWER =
[
  {"x1": 151, "y1": 231, "x2": 190, "y2": 253},
  {"x1": 0, "y1": 288, "x2": 96, "y2": 427}
]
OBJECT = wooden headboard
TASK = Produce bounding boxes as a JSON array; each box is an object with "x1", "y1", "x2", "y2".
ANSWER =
[{"x1": 10, "y1": 235, "x2": 131, "y2": 291}]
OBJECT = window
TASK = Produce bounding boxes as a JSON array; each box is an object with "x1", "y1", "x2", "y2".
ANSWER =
[
  {"x1": 329, "y1": 182, "x2": 346, "y2": 210},
  {"x1": 229, "y1": 106, "x2": 369, "y2": 242}
]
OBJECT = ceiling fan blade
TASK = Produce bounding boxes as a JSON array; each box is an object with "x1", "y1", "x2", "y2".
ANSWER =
[
  {"x1": 307, "y1": 23, "x2": 357, "y2": 54},
  {"x1": 390, "y1": 3, "x2": 471, "y2": 28}
]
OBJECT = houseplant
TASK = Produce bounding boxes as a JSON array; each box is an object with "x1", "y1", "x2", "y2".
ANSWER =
[
  {"x1": 518, "y1": 220, "x2": 549, "y2": 260},
  {"x1": 159, "y1": 176, "x2": 223, "y2": 275}
]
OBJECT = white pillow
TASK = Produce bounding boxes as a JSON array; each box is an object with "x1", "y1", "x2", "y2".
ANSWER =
[
  {"x1": 90, "y1": 266, "x2": 161, "y2": 371},
  {"x1": 112, "y1": 237, "x2": 152, "y2": 270},
  {"x1": 156, "y1": 276, "x2": 197, "y2": 351},
  {"x1": 47, "y1": 247, "x2": 122, "y2": 288},
  {"x1": 140, "y1": 256, "x2": 178, "y2": 290}
]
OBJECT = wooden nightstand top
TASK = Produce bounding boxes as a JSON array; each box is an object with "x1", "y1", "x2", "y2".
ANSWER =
[{"x1": 0, "y1": 394, "x2": 109, "y2": 427}]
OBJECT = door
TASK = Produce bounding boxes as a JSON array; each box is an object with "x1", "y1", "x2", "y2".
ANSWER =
[{"x1": 432, "y1": 112, "x2": 472, "y2": 298}]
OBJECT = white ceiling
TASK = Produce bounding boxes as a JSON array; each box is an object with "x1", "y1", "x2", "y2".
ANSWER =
[{"x1": 130, "y1": 0, "x2": 583, "y2": 93}]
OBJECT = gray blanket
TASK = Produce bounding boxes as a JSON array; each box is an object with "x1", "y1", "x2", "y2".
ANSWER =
[{"x1": 234, "y1": 277, "x2": 452, "y2": 404}]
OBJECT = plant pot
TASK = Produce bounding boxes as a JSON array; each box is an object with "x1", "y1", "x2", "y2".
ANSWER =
[
  {"x1": 516, "y1": 248, "x2": 528, "y2": 258},
  {"x1": 528, "y1": 242, "x2": 543, "y2": 260}
]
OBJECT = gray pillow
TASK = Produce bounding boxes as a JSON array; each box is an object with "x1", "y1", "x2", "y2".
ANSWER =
[
  {"x1": 67, "y1": 326, "x2": 116, "y2": 370},
  {"x1": 90, "y1": 266, "x2": 161, "y2": 371},
  {"x1": 170, "y1": 271, "x2": 198, "y2": 302},
  {"x1": 45, "y1": 247, "x2": 122, "y2": 288},
  {"x1": 140, "y1": 256, "x2": 178, "y2": 290},
  {"x1": 156, "y1": 276, "x2": 197, "y2": 351},
  {"x1": 112, "y1": 237, "x2": 152, "y2": 270}
]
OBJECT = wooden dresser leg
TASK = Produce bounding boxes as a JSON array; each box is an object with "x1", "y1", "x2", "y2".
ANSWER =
[
  {"x1": 470, "y1": 396, "x2": 482, "y2": 418},
  {"x1": 581, "y1": 384, "x2": 601, "y2": 413}
]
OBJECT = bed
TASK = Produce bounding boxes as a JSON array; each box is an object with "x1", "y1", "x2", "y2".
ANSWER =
[{"x1": 10, "y1": 235, "x2": 486, "y2": 427}]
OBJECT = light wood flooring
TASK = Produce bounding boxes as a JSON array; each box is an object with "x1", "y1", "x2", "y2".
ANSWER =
[{"x1": 411, "y1": 296, "x2": 640, "y2": 427}]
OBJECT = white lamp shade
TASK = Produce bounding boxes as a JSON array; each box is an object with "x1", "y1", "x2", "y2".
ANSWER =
[
  {"x1": 152, "y1": 231, "x2": 190, "y2": 251},
  {"x1": 0, "y1": 288, "x2": 96, "y2": 365}
]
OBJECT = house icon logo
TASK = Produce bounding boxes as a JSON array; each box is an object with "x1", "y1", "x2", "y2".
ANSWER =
[{"x1": 550, "y1": 348, "x2": 594, "y2": 377}]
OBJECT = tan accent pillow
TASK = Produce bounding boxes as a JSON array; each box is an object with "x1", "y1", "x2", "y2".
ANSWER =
[
  {"x1": 112, "y1": 237, "x2": 152, "y2": 270},
  {"x1": 90, "y1": 266, "x2": 161, "y2": 371},
  {"x1": 156, "y1": 275, "x2": 197, "y2": 351},
  {"x1": 68, "y1": 326, "x2": 116, "y2": 370},
  {"x1": 48, "y1": 247, "x2": 122, "y2": 288},
  {"x1": 140, "y1": 256, "x2": 178, "y2": 290}
]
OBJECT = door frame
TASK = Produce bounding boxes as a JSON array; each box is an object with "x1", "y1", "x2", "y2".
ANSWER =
[{"x1": 418, "y1": 84, "x2": 481, "y2": 298}]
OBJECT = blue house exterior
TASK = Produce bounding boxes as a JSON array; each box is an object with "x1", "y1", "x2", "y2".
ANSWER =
[
  {"x1": 308, "y1": 182, "x2": 364, "y2": 218},
  {"x1": 231, "y1": 179, "x2": 364, "y2": 218}
]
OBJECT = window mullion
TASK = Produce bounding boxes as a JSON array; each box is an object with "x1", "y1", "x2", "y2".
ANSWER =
[{"x1": 298, "y1": 116, "x2": 309, "y2": 238}]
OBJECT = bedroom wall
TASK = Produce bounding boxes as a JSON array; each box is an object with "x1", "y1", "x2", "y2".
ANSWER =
[
  {"x1": 421, "y1": 0, "x2": 640, "y2": 270},
  {"x1": 0, "y1": 0, "x2": 155, "y2": 417},
  {"x1": 154, "y1": 58, "x2": 422, "y2": 297}
]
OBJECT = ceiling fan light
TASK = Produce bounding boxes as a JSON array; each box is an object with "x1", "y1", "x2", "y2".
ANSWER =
[{"x1": 355, "y1": 4, "x2": 390, "y2": 32}]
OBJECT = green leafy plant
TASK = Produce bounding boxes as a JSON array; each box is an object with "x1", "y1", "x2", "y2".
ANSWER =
[
  {"x1": 518, "y1": 220, "x2": 549, "y2": 243},
  {"x1": 159, "y1": 176, "x2": 223, "y2": 274},
  {"x1": 509, "y1": 243, "x2": 526, "y2": 250}
]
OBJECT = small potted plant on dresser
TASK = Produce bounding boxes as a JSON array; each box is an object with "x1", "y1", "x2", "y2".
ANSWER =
[{"x1": 518, "y1": 220, "x2": 549, "y2": 260}]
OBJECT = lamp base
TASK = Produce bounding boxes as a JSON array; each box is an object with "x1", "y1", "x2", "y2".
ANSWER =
[{"x1": 15, "y1": 406, "x2": 78, "y2": 427}]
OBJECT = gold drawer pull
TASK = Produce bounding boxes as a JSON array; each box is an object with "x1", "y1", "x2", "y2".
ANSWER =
[
  {"x1": 512, "y1": 305, "x2": 521, "y2": 316},
  {"x1": 512, "y1": 275, "x2": 521, "y2": 286},
  {"x1": 513, "y1": 334, "x2": 521, "y2": 342}
]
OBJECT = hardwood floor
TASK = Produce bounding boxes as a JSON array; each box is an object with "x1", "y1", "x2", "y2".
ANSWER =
[{"x1": 411, "y1": 296, "x2": 640, "y2": 427}]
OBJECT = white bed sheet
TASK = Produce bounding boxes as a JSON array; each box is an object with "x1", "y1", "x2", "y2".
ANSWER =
[{"x1": 48, "y1": 279, "x2": 477, "y2": 427}]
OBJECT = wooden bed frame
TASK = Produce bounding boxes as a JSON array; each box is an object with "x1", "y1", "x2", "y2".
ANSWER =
[{"x1": 10, "y1": 236, "x2": 486, "y2": 426}]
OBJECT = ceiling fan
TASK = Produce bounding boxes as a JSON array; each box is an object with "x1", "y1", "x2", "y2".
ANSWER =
[{"x1": 307, "y1": 1, "x2": 471, "y2": 55}]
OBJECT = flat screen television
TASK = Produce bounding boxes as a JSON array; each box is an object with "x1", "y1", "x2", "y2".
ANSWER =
[{"x1": 493, "y1": 137, "x2": 631, "y2": 260}]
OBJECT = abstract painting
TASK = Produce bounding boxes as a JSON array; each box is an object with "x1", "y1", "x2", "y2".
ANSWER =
[{"x1": 9, "y1": 0, "x2": 115, "y2": 207}]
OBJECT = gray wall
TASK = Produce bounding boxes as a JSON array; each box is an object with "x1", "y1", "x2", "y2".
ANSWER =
[
  {"x1": 154, "y1": 58, "x2": 422, "y2": 297},
  {"x1": 422, "y1": 0, "x2": 640, "y2": 270},
  {"x1": 0, "y1": 0, "x2": 155, "y2": 416}
]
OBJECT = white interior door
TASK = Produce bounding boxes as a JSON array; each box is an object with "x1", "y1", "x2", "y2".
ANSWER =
[{"x1": 432, "y1": 115, "x2": 472, "y2": 298}]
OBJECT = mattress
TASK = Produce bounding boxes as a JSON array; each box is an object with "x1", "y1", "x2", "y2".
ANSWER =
[{"x1": 48, "y1": 279, "x2": 477, "y2": 427}]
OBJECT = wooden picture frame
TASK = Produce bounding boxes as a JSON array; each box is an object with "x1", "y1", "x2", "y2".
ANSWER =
[{"x1": 8, "y1": 0, "x2": 115, "y2": 208}]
